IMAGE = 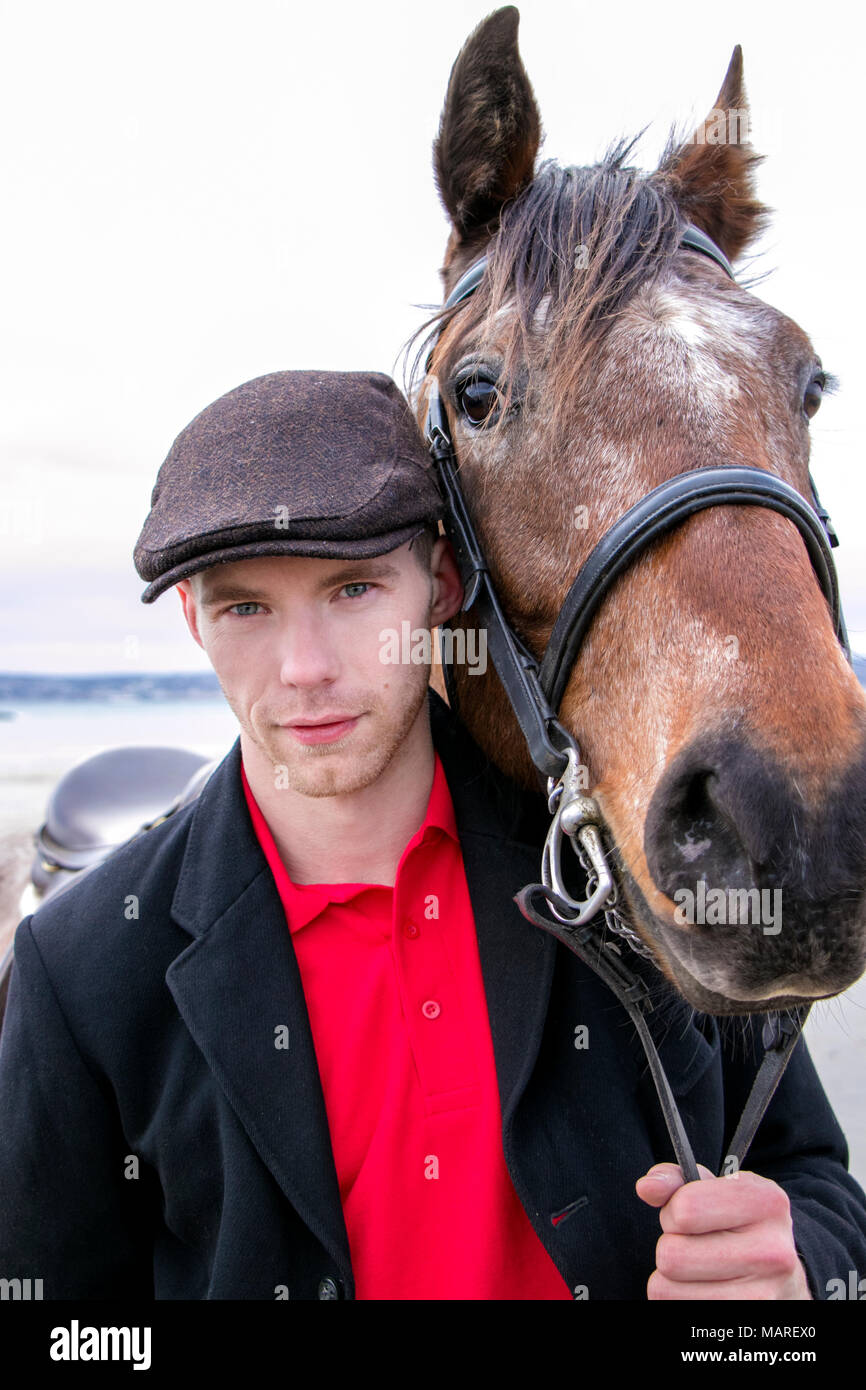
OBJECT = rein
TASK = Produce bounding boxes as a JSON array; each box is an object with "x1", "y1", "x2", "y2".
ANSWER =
[{"x1": 423, "y1": 225, "x2": 852, "y2": 1184}]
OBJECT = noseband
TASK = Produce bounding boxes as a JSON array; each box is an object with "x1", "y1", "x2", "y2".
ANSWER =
[{"x1": 422, "y1": 224, "x2": 852, "y2": 1184}]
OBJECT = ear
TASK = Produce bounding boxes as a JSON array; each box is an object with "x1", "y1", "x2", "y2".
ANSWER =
[
  {"x1": 429, "y1": 537, "x2": 464, "y2": 625},
  {"x1": 434, "y1": 5, "x2": 541, "y2": 248},
  {"x1": 657, "y1": 46, "x2": 770, "y2": 263},
  {"x1": 176, "y1": 580, "x2": 205, "y2": 650}
]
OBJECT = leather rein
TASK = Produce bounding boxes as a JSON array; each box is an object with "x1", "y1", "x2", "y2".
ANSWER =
[{"x1": 422, "y1": 224, "x2": 852, "y2": 1184}]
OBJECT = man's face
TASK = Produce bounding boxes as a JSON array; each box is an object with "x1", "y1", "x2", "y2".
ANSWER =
[{"x1": 177, "y1": 537, "x2": 461, "y2": 798}]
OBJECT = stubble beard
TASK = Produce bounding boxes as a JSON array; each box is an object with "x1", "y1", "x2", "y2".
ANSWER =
[{"x1": 231, "y1": 660, "x2": 433, "y2": 799}]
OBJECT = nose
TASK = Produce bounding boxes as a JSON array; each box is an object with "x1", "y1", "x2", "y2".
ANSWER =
[
  {"x1": 644, "y1": 741, "x2": 758, "y2": 897},
  {"x1": 276, "y1": 613, "x2": 340, "y2": 689},
  {"x1": 642, "y1": 727, "x2": 866, "y2": 1001},
  {"x1": 644, "y1": 728, "x2": 866, "y2": 908}
]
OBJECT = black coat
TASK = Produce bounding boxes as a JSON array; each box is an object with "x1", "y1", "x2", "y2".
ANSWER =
[{"x1": 1, "y1": 689, "x2": 865, "y2": 1300}]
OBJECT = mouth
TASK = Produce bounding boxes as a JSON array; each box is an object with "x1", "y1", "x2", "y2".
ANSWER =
[
  {"x1": 656, "y1": 946, "x2": 834, "y2": 1017},
  {"x1": 609, "y1": 855, "x2": 844, "y2": 1016},
  {"x1": 280, "y1": 714, "x2": 362, "y2": 746}
]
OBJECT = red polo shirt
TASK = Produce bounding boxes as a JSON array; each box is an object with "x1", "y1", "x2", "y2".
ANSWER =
[{"x1": 241, "y1": 751, "x2": 572, "y2": 1300}]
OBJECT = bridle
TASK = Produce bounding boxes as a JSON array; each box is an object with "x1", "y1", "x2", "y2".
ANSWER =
[{"x1": 422, "y1": 223, "x2": 852, "y2": 1184}]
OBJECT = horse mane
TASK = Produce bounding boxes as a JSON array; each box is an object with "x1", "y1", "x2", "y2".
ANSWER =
[{"x1": 403, "y1": 129, "x2": 771, "y2": 433}]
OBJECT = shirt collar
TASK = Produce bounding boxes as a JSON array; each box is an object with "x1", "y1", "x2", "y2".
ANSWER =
[
  {"x1": 241, "y1": 750, "x2": 459, "y2": 935},
  {"x1": 420, "y1": 747, "x2": 460, "y2": 846}
]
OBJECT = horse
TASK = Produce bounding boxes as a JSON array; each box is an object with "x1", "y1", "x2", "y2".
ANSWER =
[{"x1": 412, "y1": 6, "x2": 866, "y2": 1020}]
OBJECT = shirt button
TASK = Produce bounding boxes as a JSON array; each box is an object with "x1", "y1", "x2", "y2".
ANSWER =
[
  {"x1": 421, "y1": 999, "x2": 441, "y2": 1019},
  {"x1": 404, "y1": 921, "x2": 420, "y2": 939}
]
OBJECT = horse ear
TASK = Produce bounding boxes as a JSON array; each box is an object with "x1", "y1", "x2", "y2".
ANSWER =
[
  {"x1": 433, "y1": 6, "x2": 541, "y2": 244},
  {"x1": 657, "y1": 47, "x2": 770, "y2": 263}
]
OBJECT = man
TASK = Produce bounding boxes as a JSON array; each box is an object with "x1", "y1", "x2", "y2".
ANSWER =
[{"x1": 1, "y1": 369, "x2": 865, "y2": 1301}]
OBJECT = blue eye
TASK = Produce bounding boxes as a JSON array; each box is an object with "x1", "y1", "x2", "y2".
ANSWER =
[
  {"x1": 342, "y1": 583, "x2": 370, "y2": 598},
  {"x1": 230, "y1": 603, "x2": 263, "y2": 616}
]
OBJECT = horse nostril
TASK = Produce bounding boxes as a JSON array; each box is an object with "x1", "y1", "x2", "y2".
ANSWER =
[
  {"x1": 679, "y1": 771, "x2": 716, "y2": 851},
  {"x1": 645, "y1": 763, "x2": 756, "y2": 904}
]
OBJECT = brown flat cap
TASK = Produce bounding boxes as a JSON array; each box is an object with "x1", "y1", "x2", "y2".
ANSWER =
[{"x1": 134, "y1": 370, "x2": 443, "y2": 602}]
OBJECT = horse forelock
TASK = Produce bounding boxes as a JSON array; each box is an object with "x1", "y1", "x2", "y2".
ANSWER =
[
  {"x1": 406, "y1": 141, "x2": 689, "y2": 411},
  {"x1": 411, "y1": 144, "x2": 695, "y2": 417}
]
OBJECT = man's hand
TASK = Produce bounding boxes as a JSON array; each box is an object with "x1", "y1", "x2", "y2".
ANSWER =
[{"x1": 635, "y1": 1162, "x2": 813, "y2": 1300}]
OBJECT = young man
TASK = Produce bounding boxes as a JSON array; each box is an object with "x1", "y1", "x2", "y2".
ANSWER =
[{"x1": 1, "y1": 369, "x2": 865, "y2": 1301}]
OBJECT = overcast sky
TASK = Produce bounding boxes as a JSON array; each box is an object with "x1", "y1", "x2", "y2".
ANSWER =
[{"x1": 1, "y1": 0, "x2": 863, "y2": 672}]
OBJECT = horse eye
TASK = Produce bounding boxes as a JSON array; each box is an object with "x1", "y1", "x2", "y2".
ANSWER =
[
  {"x1": 803, "y1": 372, "x2": 825, "y2": 421},
  {"x1": 455, "y1": 376, "x2": 501, "y2": 427}
]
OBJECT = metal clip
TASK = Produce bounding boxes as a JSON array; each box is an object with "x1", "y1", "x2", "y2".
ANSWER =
[{"x1": 541, "y1": 748, "x2": 615, "y2": 925}]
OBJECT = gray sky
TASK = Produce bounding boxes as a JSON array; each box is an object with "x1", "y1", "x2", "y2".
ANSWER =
[{"x1": 2, "y1": 0, "x2": 863, "y2": 672}]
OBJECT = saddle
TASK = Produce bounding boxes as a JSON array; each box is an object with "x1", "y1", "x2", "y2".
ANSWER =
[{"x1": 0, "y1": 746, "x2": 217, "y2": 1025}]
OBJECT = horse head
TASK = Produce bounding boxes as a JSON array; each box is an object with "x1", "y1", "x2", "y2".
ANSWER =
[{"x1": 415, "y1": 6, "x2": 866, "y2": 1016}]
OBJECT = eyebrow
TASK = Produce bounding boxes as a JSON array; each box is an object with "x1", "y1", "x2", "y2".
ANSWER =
[
  {"x1": 199, "y1": 561, "x2": 402, "y2": 608},
  {"x1": 199, "y1": 585, "x2": 269, "y2": 609}
]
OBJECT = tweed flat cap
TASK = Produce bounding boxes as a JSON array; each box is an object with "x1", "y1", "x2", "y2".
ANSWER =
[{"x1": 134, "y1": 370, "x2": 444, "y2": 602}]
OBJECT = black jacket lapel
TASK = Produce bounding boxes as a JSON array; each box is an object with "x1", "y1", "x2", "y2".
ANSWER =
[{"x1": 166, "y1": 740, "x2": 352, "y2": 1280}]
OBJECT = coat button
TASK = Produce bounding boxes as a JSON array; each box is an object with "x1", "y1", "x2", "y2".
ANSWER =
[{"x1": 317, "y1": 1277, "x2": 342, "y2": 1300}]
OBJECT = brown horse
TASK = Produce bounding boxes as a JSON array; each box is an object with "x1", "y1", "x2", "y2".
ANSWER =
[{"x1": 413, "y1": 7, "x2": 866, "y2": 1017}]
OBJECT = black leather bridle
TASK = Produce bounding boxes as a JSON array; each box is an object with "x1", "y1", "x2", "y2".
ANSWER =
[{"x1": 422, "y1": 223, "x2": 852, "y2": 1185}]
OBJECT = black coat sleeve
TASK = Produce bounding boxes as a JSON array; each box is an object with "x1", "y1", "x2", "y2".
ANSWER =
[
  {"x1": 720, "y1": 1027, "x2": 866, "y2": 1300},
  {"x1": 0, "y1": 917, "x2": 156, "y2": 1299}
]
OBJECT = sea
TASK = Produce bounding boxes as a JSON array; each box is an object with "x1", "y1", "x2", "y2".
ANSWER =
[{"x1": 0, "y1": 699, "x2": 238, "y2": 837}]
